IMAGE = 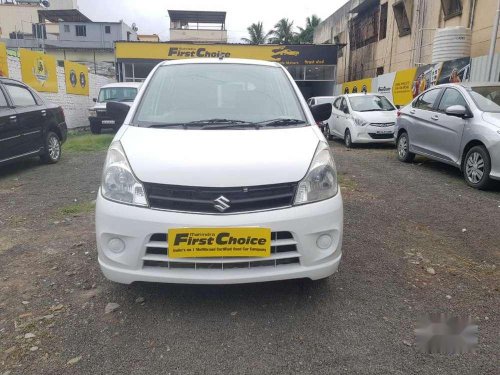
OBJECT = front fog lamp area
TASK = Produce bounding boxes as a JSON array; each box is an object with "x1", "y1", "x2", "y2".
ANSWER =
[
  {"x1": 294, "y1": 143, "x2": 338, "y2": 205},
  {"x1": 101, "y1": 142, "x2": 148, "y2": 206}
]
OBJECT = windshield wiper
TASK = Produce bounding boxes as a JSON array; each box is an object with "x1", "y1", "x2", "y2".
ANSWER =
[{"x1": 253, "y1": 118, "x2": 307, "y2": 127}]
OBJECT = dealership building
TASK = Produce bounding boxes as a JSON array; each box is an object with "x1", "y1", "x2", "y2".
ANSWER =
[{"x1": 114, "y1": 41, "x2": 338, "y2": 99}]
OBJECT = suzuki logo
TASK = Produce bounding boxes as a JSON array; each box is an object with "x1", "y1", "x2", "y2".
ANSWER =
[{"x1": 214, "y1": 196, "x2": 231, "y2": 212}]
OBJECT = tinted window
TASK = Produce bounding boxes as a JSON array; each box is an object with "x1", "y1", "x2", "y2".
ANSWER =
[
  {"x1": 340, "y1": 98, "x2": 349, "y2": 113},
  {"x1": 469, "y1": 86, "x2": 500, "y2": 113},
  {"x1": 438, "y1": 88, "x2": 468, "y2": 112},
  {"x1": 134, "y1": 64, "x2": 305, "y2": 126},
  {"x1": 5, "y1": 84, "x2": 37, "y2": 106},
  {"x1": 0, "y1": 88, "x2": 7, "y2": 107},
  {"x1": 333, "y1": 97, "x2": 342, "y2": 109},
  {"x1": 348, "y1": 95, "x2": 395, "y2": 112},
  {"x1": 415, "y1": 89, "x2": 441, "y2": 110}
]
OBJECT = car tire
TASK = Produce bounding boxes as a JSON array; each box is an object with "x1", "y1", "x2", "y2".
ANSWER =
[
  {"x1": 344, "y1": 129, "x2": 353, "y2": 148},
  {"x1": 40, "y1": 131, "x2": 61, "y2": 164},
  {"x1": 397, "y1": 132, "x2": 415, "y2": 163},
  {"x1": 90, "y1": 122, "x2": 101, "y2": 134},
  {"x1": 463, "y1": 146, "x2": 492, "y2": 190},
  {"x1": 324, "y1": 125, "x2": 333, "y2": 140}
]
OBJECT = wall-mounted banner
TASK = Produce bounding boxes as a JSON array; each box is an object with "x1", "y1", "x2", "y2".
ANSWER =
[
  {"x1": 392, "y1": 68, "x2": 417, "y2": 106},
  {"x1": 65, "y1": 60, "x2": 89, "y2": 96},
  {"x1": 115, "y1": 42, "x2": 338, "y2": 66},
  {"x1": 412, "y1": 63, "x2": 442, "y2": 98},
  {"x1": 375, "y1": 72, "x2": 396, "y2": 102},
  {"x1": 0, "y1": 43, "x2": 8, "y2": 77},
  {"x1": 20, "y1": 49, "x2": 58, "y2": 93},
  {"x1": 437, "y1": 57, "x2": 471, "y2": 85},
  {"x1": 342, "y1": 78, "x2": 372, "y2": 94}
]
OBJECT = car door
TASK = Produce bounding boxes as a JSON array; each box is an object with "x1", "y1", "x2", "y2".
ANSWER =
[
  {"x1": 0, "y1": 84, "x2": 22, "y2": 162},
  {"x1": 3, "y1": 82, "x2": 45, "y2": 155},
  {"x1": 406, "y1": 88, "x2": 443, "y2": 157},
  {"x1": 337, "y1": 97, "x2": 351, "y2": 136},
  {"x1": 432, "y1": 88, "x2": 470, "y2": 163}
]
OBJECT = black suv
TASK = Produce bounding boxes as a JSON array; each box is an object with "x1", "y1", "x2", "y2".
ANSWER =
[{"x1": 0, "y1": 77, "x2": 67, "y2": 167}]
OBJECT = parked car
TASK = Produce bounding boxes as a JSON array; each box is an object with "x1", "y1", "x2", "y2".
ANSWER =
[
  {"x1": 88, "y1": 82, "x2": 141, "y2": 134},
  {"x1": 96, "y1": 58, "x2": 343, "y2": 285},
  {"x1": 326, "y1": 93, "x2": 397, "y2": 147},
  {"x1": 307, "y1": 96, "x2": 335, "y2": 135},
  {"x1": 0, "y1": 77, "x2": 67, "y2": 167},
  {"x1": 395, "y1": 83, "x2": 500, "y2": 189}
]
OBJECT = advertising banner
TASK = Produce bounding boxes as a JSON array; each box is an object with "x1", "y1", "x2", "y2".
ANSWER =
[
  {"x1": 342, "y1": 78, "x2": 372, "y2": 94},
  {"x1": 0, "y1": 43, "x2": 8, "y2": 77},
  {"x1": 412, "y1": 63, "x2": 442, "y2": 98},
  {"x1": 437, "y1": 57, "x2": 471, "y2": 85},
  {"x1": 20, "y1": 49, "x2": 58, "y2": 93},
  {"x1": 392, "y1": 68, "x2": 417, "y2": 106},
  {"x1": 375, "y1": 72, "x2": 396, "y2": 102},
  {"x1": 65, "y1": 60, "x2": 89, "y2": 96},
  {"x1": 115, "y1": 42, "x2": 338, "y2": 66}
]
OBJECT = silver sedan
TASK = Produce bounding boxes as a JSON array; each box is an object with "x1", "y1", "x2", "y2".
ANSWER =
[{"x1": 395, "y1": 83, "x2": 500, "y2": 189}]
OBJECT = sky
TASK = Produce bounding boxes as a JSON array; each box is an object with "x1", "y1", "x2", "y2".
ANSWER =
[{"x1": 77, "y1": 0, "x2": 345, "y2": 42}]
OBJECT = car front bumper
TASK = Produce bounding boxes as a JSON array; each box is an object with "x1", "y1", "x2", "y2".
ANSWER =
[
  {"x1": 351, "y1": 125, "x2": 395, "y2": 144},
  {"x1": 96, "y1": 190, "x2": 343, "y2": 285},
  {"x1": 89, "y1": 116, "x2": 116, "y2": 128}
]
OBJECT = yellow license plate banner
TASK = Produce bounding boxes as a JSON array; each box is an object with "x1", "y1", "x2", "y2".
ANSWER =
[{"x1": 168, "y1": 227, "x2": 271, "y2": 258}]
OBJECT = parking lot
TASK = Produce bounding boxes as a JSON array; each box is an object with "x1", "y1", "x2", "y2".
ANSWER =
[{"x1": 0, "y1": 136, "x2": 498, "y2": 375}]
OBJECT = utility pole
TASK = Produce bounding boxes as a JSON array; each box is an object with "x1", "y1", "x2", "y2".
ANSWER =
[{"x1": 486, "y1": 0, "x2": 500, "y2": 81}]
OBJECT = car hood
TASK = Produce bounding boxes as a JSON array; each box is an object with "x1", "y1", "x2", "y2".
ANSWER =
[
  {"x1": 353, "y1": 110, "x2": 397, "y2": 123},
  {"x1": 120, "y1": 126, "x2": 320, "y2": 187},
  {"x1": 482, "y1": 112, "x2": 500, "y2": 128}
]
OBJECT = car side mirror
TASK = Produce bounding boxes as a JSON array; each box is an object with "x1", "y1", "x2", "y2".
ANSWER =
[
  {"x1": 445, "y1": 105, "x2": 470, "y2": 118},
  {"x1": 106, "y1": 101, "x2": 130, "y2": 124},
  {"x1": 310, "y1": 103, "x2": 332, "y2": 123},
  {"x1": 93, "y1": 98, "x2": 97, "y2": 102}
]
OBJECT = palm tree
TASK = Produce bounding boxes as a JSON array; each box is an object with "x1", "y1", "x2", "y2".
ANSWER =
[
  {"x1": 297, "y1": 15, "x2": 321, "y2": 44},
  {"x1": 269, "y1": 18, "x2": 296, "y2": 44},
  {"x1": 242, "y1": 22, "x2": 271, "y2": 44}
]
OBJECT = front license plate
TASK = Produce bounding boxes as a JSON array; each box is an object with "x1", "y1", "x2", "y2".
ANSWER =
[
  {"x1": 377, "y1": 130, "x2": 392, "y2": 134},
  {"x1": 102, "y1": 120, "x2": 115, "y2": 125},
  {"x1": 168, "y1": 227, "x2": 271, "y2": 258}
]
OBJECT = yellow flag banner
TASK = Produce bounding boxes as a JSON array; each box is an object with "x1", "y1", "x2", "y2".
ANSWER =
[
  {"x1": 65, "y1": 60, "x2": 89, "y2": 96},
  {"x1": 20, "y1": 49, "x2": 58, "y2": 93},
  {"x1": 341, "y1": 78, "x2": 372, "y2": 94},
  {"x1": 392, "y1": 68, "x2": 417, "y2": 106},
  {"x1": 0, "y1": 43, "x2": 8, "y2": 77}
]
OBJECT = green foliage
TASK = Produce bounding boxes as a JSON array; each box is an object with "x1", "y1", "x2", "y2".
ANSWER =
[{"x1": 64, "y1": 133, "x2": 114, "y2": 153}]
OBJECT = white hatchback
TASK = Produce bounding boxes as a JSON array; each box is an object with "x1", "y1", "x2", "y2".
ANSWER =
[
  {"x1": 96, "y1": 58, "x2": 343, "y2": 285},
  {"x1": 326, "y1": 93, "x2": 397, "y2": 147}
]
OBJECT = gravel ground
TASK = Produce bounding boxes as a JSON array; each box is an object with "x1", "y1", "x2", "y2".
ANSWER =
[{"x1": 0, "y1": 139, "x2": 498, "y2": 375}]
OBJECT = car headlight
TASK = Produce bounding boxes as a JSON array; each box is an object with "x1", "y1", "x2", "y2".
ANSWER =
[
  {"x1": 294, "y1": 142, "x2": 338, "y2": 205},
  {"x1": 353, "y1": 116, "x2": 369, "y2": 127},
  {"x1": 101, "y1": 141, "x2": 148, "y2": 206},
  {"x1": 88, "y1": 108, "x2": 97, "y2": 117}
]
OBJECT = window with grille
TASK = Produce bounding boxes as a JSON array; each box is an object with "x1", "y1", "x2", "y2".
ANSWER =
[
  {"x1": 105, "y1": 25, "x2": 111, "y2": 34},
  {"x1": 75, "y1": 25, "x2": 86, "y2": 37},
  {"x1": 393, "y1": 1, "x2": 411, "y2": 37},
  {"x1": 379, "y1": 3, "x2": 388, "y2": 40},
  {"x1": 441, "y1": 0, "x2": 462, "y2": 19}
]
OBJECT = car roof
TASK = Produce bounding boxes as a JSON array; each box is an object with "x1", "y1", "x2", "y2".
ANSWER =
[
  {"x1": 0, "y1": 77, "x2": 28, "y2": 86},
  {"x1": 159, "y1": 58, "x2": 281, "y2": 68},
  {"x1": 100, "y1": 82, "x2": 142, "y2": 89},
  {"x1": 310, "y1": 96, "x2": 335, "y2": 99},
  {"x1": 344, "y1": 93, "x2": 384, "y2": 97}
]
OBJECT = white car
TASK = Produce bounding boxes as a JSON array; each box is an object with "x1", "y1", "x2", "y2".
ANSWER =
[
  {"x1": 95, "y1": 58, "x2": 343, "y2": 285},
  {"x1": 88, "y1": 82, "x2": 142, "y2": 134},
  {"x1": 325, "y1": 93, "x2": 397, "y2": 147}
]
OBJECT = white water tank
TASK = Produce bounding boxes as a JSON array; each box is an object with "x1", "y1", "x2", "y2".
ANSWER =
[{"x1": 432, "y1": 27, "x2": 472, "y2": 63}]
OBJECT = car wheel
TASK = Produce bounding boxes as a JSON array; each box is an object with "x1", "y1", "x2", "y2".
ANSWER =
[
  {"x1": 464, "y1": 146, "x2": 492, "y2": 189},
  {"x1": 344, "y1": 129, "x2": 353, "y2": 148},
  {"x1": 40, "y1": 131, "x2": 61, "y2": 164},
  {"x1": 397, "y1": 132, "x2": 415, "y2": 162},
  {"x1": 90, "y1": 122, "x2": 101, "y2": 134},
  {"x1": 324, "y1": 125, "x2": 332, "y2": 140}
]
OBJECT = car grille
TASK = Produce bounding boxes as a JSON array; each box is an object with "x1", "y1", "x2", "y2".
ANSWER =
[
  {"x1": 143, "y1": 182, "x2": 298, "y2": 214},
  {"x1": 96, "y1": 110, "x2": 107, "y2": 118},
  {"x1": 368, "y1": 133, "x2": 394, "y2": 139},
  {"x1": 142, "y1": 231, "x2": 300, "y2": 270},
  {"x1": 370, "y1": 122, "x2": 395, "y2": 127}
]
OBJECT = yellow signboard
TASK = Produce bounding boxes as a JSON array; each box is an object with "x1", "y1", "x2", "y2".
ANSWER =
[
  {"x1": 0, "y1": 43, "x2": 8, "y2": 77},
  {"x1": 65, "y1": 60, "x2": 89, "y2": 96},
  {"x1": 20, "y1": 49, "x2": 58, "y2": 93},
  {"x1": 392, "y1": 68, "x2": 417, "y2": 106},
  {"x1": 342, "y1": 78, "x2": 372, "y2": 94},
  {"x1": 115, "y1": 42, "x2": 338, "y2": 66},
  {"x1": 168, "y1": 227, "x2": 271, "y2": 258}
]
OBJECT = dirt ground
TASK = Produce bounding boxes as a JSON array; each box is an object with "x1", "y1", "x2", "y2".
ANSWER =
[{"x1": 0, "y1": 138, "x2": 498, "y2": 375}]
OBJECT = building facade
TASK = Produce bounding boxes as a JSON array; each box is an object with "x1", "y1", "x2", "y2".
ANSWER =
[
  {"x1": 168, "y1": 10, "x2": 227, "y2": 43},
  {"x1": 314, "y1": 0, "x2": 500, "y2": 83}
]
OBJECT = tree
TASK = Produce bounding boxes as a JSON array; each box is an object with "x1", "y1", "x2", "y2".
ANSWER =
[
  {"x1": 242, "y1": 22, "x2": 271, "y2": 44},
  {"x1": 269, "y1": 18, "x2": 296, "y2": 44},
  {"x1": 297, "y1": 15, "x2": 321, "y2": 44}
]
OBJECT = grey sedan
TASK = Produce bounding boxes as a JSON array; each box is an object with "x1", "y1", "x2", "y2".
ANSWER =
[{"x1": 395, "y1": 83, "x2": 500, "y2": 189}]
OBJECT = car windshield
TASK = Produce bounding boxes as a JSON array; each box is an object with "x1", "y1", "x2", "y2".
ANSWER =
[
  {"x1": 348, "y1": 95, "x2": 395, "y2": 112},
  {"x1": 469, "y1": 86, "x2": 500, "y2": 113},
  {"x1": 133, "y1": 63, "x2": 306, "y2": 128},
  {"x1": 98, "y1": 87, "x2": 138, "y2": 103}
]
